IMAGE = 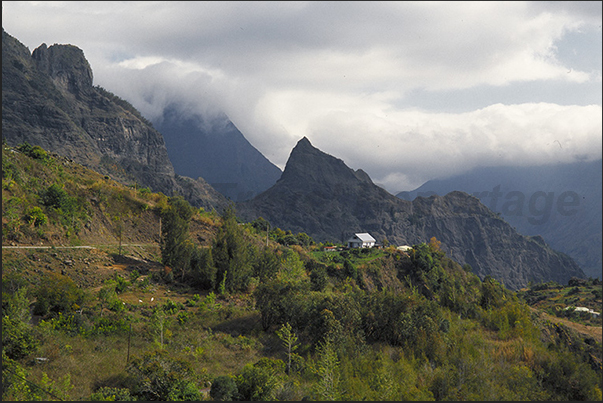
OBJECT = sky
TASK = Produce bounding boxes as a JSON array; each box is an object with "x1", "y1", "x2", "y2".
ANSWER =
[{"x1": 2, "y1": 1, "x2": 602, "y2": 193}]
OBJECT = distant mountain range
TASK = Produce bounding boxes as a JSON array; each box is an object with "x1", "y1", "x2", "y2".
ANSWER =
[
  {"x1": 237, "y1": 137, "x2": 586, "y2": 290},
  {"x1": 152, "y1": 103, "x2": 282, "y2": 202},
  {"x1": 2, "y1": 28, "x2": 589, "y2": 290},
  {"x1": 396, "y1": 163, "x2": 602, "y2": 279}
]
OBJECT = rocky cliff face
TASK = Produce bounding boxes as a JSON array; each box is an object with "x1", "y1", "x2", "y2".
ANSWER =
[
  {"x1": 237, "y1": 137, "x2": 586, "y2": 290},
  {"x1": 2, "y1": 29, "x2": 228, "y2": 211}
]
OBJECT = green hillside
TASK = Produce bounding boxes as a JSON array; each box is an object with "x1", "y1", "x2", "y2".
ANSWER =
[{"x1": 2, "y1": 143, "x2": 602, "y2": 401}]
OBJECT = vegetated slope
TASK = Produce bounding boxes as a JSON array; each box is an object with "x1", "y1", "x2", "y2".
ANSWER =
[
  {"x1": 396, "y1": 162, "x2": 602, "y2": 280},
  {"x1": 154, "y1": 103, "x2": 282, "y2": 202},
  {"x1": 237, "y1": 137, "x2": 586, "y2": 291},
  {"x1": 2, "y1": 146, "x2": 601, "y2": 400},
  {"x1": 1, "y1": 142, "x2": 218, "y2": 250},
  {"x1": 517, "y1": 277, "x2": 602, "y2": 335},
  {"x1": 1, "y1": 28, "x2": 228, "y2": 211},
  {"x1": 3, "y1": 207, "x2": 601, "y2": 400}
]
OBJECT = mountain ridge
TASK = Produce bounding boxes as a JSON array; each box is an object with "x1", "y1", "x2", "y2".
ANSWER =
[
  {"x1": 396, "y1": 162, "x2": 602, "y2": 279},
  {"x1": 238, "y1": 137, "x2": 586, "y2": 290},
  {"x1": 1, "y1": 28, "x2": 587, "y2": 291},
  {"x1": 1, "y1": 28, "x2": 228, "y2": 211}
]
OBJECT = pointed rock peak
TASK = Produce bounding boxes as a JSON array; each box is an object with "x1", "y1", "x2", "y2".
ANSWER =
[
  {"x1": 297, "y1": 136, "x2": 312, "y2": 147},
  {"x1": 289, "y1": 136, "x2": 317, "y2": 156},
  {"x1": 289, "y1": 136, "x2": 331, "y2": 158},
  {"x1": 280, "y1": 136, "x2": 373, "y2": 189}
]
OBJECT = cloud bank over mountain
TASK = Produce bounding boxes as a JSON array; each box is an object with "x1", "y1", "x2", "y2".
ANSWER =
[{"x1": 3, "y1": 1, "x2": 601, "y2": 192}]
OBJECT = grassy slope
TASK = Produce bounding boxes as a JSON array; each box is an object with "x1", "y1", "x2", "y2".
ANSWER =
[{"x1": 3, "y1": 143, "x2": 602, "y2": 401}]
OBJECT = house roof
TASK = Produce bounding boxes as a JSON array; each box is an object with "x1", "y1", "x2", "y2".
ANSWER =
[{"x1": 349, "y1": 233, "x2": 376, "y2": 243}]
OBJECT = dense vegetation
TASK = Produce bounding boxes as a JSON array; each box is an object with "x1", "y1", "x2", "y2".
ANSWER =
[{"x1": 2, "y1": 143, "x2": 602, "y2": 401}]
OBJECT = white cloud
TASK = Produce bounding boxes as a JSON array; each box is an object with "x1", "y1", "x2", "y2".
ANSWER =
[
  {"x1": 305, "y1": 102, "x2": 602, "y2": 191},
  {"x1": 2, "y1": 1, "x2": 601, "y2": 193}
]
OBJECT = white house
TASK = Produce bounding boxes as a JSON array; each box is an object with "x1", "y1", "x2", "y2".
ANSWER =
[
  {"x1": 346, "y1": 233, "x2": 376, "y2": 249},
  {"x1": 564, "y1": 306, "x2": 600, "y2": 318}
]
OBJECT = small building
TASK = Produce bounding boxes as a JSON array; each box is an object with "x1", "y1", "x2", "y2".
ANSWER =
[
  {"x1": 346, "y1": 233, "x2": 376, "y2": 249},
  {"x1": 565, "y1": 306, "x2": 601, "y2": 318},
  {"x1": 397, "y1": 245, "x2": 412, "y2": 252}
]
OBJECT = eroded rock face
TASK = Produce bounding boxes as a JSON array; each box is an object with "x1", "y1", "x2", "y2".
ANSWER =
[
  {"x1": 32, "y1": 43, "x2": 93, "y2": 93},
  {"x1": 238, "y1": 137, "x2": 585, "y2": 290},
  {"x1": 2, "y1": 29, "x2": 227, "y2": 211},
  {"x1": 396, "y1": 162, "x2": 602, "y2": 281}
]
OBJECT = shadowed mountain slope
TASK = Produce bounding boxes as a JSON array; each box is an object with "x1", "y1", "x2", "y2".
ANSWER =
[
  {"x1": 396, "y1": 162, "x2": 602, "y2": 279},
  {"x1": 2, "y1": 28, "x2": 228, "y2": 211},
  {"x1": 238, "y1": 137, "x2": 586, "y2": 290},
  {"x1": 153, "y1": 103, "x2": 282, "y2": 202}
]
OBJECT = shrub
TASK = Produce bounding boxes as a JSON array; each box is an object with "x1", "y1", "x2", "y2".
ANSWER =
[
  {"x1": 2, "y1": 315, "x2": 39, "y2": 359},
  {"x1": 126, "y1": 350, "x2": 201, "y2": 401},
  {"x1": 210, "y1": 375, "x2": 239, "y2": 401},
  {"x1": 90, "y1": 387, "x2": 135, "y2": 401},
  {"x1": 24, "y1": 206, "x2": 47, "y2": 227},
  {"x1": 162, "y1": 298, "x2": 180, "y2": 314},
  {"x1": 177, "y1": 311, "x2": 189, "y2": 325},
  {"x1": 41, "y1": 183, "x2": 72, "y2": 212},
  {"x1": 17, "y1": 142, "x2": 47, "y2": 160},
  {"x1": 236, "y1": 358, "x2": 286, "y2": 401},
  {"x1": 113, "y1": 275, "x2": 130, "y2": 294},
  {"x1": 33, "y1": 273, "x2": 87, "y2": 317}
]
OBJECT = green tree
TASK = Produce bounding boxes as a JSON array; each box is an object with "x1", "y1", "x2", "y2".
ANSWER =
[
  {"x1": 312, "y1": 339, "x2": 341, "y2": 400},
  {"x1": 33, "y1": 272, "x2": 87, "y2": 317},
  {"x1": 210, "y1": 375, "x2": 239, "y2": 401},
  {"x1": 480, "y1": 275, "x2": 505, "y2": 309},
  {"x1": 17, "y1": 142, "x2": 48, "y2": 160},
  {"x1": 277, "y1": 248, "x2": 308, "y2": 285},
  {"x1": 310, "y1": 265, "x2": 328, "y2": 291},
  {"x1": 236, "y1": 358, "x2": 285, "y2": 401},
  {"x1": 126, "y1": 350, "x2": 201, "y2": 401},
  {"x1": 97, "y1": 280, "x2": 117, "y2": 317},
  {"x1": 276, "y1": 322, "x2": 299, "y2": 374},
  {"x1": 296, "y1": 232, "x2": 314, "y2": 247},
  {"x1": 253, "y1": 247, "x2": 281, "y2": 283},
  {"x1": 160, "y1": 196, "x2": 195, "y2": 282},
  {"x1": 41, "y1": 183, "x2": 70, "y2": 210},
  {"x1": 190, "y1": 246, "x2": 216, "y2": 290},
  {"x1": 2, "y1": 287, "x2": 39, "y2": 360},
  {"x1": 150, "y1": 308, "x2": 170, "y2": 349},
  {"x1": 212, "y1": 205, "x2": 251, "y2": 293}
]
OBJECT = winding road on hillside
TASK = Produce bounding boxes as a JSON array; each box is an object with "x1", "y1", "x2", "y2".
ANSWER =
[{"x1": 2, "y1": 244, "x2": 155, "y2": 249}]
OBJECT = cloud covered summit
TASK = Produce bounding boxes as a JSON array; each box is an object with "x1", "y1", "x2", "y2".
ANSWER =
[{"x1": 3, "y1": 1, "x2": 601, "y2": 192}]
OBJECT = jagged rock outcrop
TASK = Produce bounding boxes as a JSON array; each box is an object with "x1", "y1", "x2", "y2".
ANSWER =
[
  {"x1": 2, "y1": 28, "x2": 228, "y2": 211},
  {"x1": 238, "y1": 137, "x2": 586, "y2": 290},
  {"x1": 153, "y1": 103, "x2": 282, "y2": 202},
  {"x1": 32, "y1": 43, "x2": 94, "y2": 93}
]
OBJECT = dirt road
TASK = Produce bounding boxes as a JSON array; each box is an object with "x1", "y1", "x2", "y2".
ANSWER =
[{"x1": 530, "y1": 307, "x2": 602, "y2": 343}]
